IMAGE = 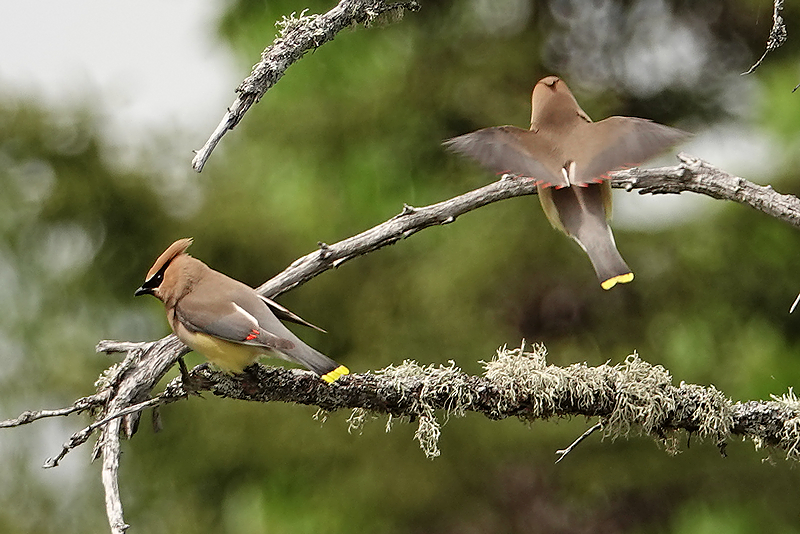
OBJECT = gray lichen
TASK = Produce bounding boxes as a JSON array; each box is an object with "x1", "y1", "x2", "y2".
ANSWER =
[{"x1": 375, "y1": 359, "x2": 478, "y2": 458}]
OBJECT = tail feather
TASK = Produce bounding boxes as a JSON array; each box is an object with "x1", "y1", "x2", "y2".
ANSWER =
[
  {"x1": 544, "y1": 183, "x2": 633, "y2": 290},
  {"x1": 571, "y1": 215, "x2": 632, "y2": 290},
  {"x1": 283, "y1": 344, "x2": 349, "y2": 382},
  {"x1": 579, "y1": 235, "x2": 633, "y2": 289}
]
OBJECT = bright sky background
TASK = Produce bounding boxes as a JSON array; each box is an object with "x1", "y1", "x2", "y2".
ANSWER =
[{"x1": 0, "y1": 0, "x2": 239, "y2": 159}]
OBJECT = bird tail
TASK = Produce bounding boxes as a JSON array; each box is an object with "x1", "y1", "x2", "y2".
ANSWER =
[
  {"x1": 574, "y1": 228, "x2": 634, "y2": 290},
  {"x1": 283, "y1": 344, "x2": 349, "y2": 383},
  {"x1": 542, "y1": 183, "x2": 633, "y2": 290}
]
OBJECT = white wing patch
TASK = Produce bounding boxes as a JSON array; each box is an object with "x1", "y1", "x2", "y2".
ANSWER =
[
  {"x1": 562, "y1": 160, "x2": 577, "y2": 185},
  {"x1": 232, "y1": 303, "x2": 259, "y2": 328}
]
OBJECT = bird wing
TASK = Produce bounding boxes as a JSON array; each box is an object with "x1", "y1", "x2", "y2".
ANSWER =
[
  {"x1": 444, "y1": 126, "x2": 567, "y2": 187},
  {"x1": 571, "y1": 117, "x2": 689, "y2": 185},
  {"x1": 258, "y1": 295, "x2": 327, "y2": 333},
  {"x1": 174, "y1": 289, "x2": 295, "y2": 352}
]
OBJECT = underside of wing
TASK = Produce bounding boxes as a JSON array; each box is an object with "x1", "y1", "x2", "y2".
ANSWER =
[
  {"x1": 572, "y1": 117, "x2": 689, "y2": 185},
  {"x1": 444, "y1": 126, "x2": 567, "y2": 187}
]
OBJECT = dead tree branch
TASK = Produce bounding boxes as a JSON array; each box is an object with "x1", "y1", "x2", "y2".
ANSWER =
[
  {"x1": 613, "y1": 153, "x2": 800, "y2": 227},
  {"x1": 0, "y1": 393, "x2": 107, "y2": 429},
  {"x1": 742, "y1": 0, "x2": 787, "y2": 76},
  {"x1": 192, "y1": 0, "x2": 420, "y2": 172},
  {"x1": 3, "y1": 154, "x2": 800, "y2": 533},
  {"x1": 7, "y1": 152, "x2": 800, "y2": 449},
  {"x1": 180, "y1": 346, "x2": 800, "y2": 461}
]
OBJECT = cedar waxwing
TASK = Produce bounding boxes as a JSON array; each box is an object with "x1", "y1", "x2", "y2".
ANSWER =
[
  {"x1": 444, "y1": 76, "x2": 688, "y2": 289},
  {"x1": 135, "y1": 238, "x2": 349, "y2": 383}
]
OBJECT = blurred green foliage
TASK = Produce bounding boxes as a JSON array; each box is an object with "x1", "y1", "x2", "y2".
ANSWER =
[{"x1": 2, "y1": 0, "x2": 800, "y2": 533}]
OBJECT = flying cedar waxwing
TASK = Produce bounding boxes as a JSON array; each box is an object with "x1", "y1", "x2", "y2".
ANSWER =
[
  {"x1": 444, "y1": 76, "x2": 689, "y2": 289},
  {"x1": 135, "y1": 238, "x2": 349, "y2": 383}
]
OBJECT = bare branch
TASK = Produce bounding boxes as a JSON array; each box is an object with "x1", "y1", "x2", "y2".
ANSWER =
[
  {"x1": 100, "y1": 419, "x2": 128, "y2": 534},
  {"x1": 555, "y1": 422, "x2": 603, "y2": 463},
  {"x1": 611, "y1": 153, "x2": 800, "y2": 228},
  {"x1": 741, "y1": 0, "x2": 787, "y2": 76},
  {"x1": 43, "y1": 378, "x2": 188, "y2": 469},
  {"x1": 261, "y1": 154, "x2": 800, "y2": 300},
  {"x1": 184, "y1": 347, "x2": 800, "y2": 461},
  {"x1": 0, "y1": 392, "x2": 107, "y2": 428},
  {"x1": 192, "y1": 0, "x2": 420, "y2": 172}
]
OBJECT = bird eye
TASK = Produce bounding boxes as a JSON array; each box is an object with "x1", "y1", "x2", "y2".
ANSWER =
[{"x1": 144, "y1": 270, "x2": 164, "y2": 289}]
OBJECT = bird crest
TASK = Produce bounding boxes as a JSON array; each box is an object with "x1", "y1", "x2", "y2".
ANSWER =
[{"x1": 146, "y1": 237, "x2": 193, "y2": 279}]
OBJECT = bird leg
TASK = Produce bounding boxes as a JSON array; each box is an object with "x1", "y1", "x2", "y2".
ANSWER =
[{"x1": 177, "y1": 358, "x2": 208, "y2": 396}]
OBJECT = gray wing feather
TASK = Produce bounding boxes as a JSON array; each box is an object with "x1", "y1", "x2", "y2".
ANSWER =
[
  {"x1": 177, "y1": 272, "x2": 342, "y2": 376},
  {"x1": 258, "y1": 295, "x2": 327, "y2": 333},
  {"x1": 444, "y1": 126, "x2": 566, "y2": 187},
  {"x1": 574, "y1": 117, "x2": 689, "y2": 185},
  {"x1": 175, "y1": 288, "x2": 294, "y2": 351}
]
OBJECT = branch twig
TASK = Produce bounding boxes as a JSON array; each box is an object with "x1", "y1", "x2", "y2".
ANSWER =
[
  {"x1": 250, "y1": 153, "x2": 800, "y2": 299},
  {"x1": 191, "y1": 0, "x2": 420, "y2": 172},
  {"x1": 0, "y1": 393, "x2": 108, "y2": 428},
  {"x1": 100, "y1": 419, "x2": 128, "y2": 534},
  {"x1": 555, "y1": 422, "x2": 603, "y2": 463},
  {"x1": 43, "y1": 379, "x2": 188, "y2": 469},
  {"x1": 741, "y1": 0, "x2": 787, "y2": 76}
]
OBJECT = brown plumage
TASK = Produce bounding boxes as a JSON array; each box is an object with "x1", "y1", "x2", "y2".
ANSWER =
[
  {"x1": 135, "y1": 238, "x2": 348, "y2": 382},
  {"x1": 445, "y1": 76, "x2": 689, "y2": 289}
]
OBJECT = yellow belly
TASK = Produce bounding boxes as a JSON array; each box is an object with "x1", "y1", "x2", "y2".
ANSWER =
[{"x1": 184, "y1": 331, "x2": 264, "y2": 373}]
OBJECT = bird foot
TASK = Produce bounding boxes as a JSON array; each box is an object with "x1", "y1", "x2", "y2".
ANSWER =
[{"x1": 177, "y1": 358, "x2": 208, "y2": 396}]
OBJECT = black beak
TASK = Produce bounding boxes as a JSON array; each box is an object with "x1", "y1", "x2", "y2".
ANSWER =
[{"x1": 134, "y1": 286, "x2": 152, "y2": 297}]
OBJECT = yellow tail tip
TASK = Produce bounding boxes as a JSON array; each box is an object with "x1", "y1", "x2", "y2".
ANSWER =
[
  {"x1": 601, "y1": 272, "x2": 634, "y2": 290},
  {"x1": 321, "y1": 365, "x2": 350, "y2": 383}
]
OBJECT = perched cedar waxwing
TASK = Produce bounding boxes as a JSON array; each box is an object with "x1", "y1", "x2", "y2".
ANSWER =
[
  {"x1": 135, "y1": 238, "x2": 349, "y2": 383},
  {"x1": 444, "y1": 76, "x2": 688, "y2": 289}
]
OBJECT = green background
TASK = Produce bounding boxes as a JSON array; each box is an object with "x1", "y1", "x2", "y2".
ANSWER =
[{"x1": 1, "y1": 1, "x2": 800, "y2": 532}]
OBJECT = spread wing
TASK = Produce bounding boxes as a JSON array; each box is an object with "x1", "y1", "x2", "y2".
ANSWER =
[
  {"x1": 175, "y1": 288, "x2": 295, "y2": 352},
  {"x1": 444, "y1": 126, "x2": 567, "y2": 187},
  {"x1": 571, "y1": 117, "x2": 689, "y2": 185}
]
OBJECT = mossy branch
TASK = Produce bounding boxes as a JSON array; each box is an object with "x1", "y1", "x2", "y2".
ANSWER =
[{"x1": 180, "y1": 345, "x2": 800, "y2": 462}]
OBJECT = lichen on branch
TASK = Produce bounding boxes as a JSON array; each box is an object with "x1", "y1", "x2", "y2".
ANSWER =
[{"x1": 187, "y1": 344, "x2": 800, "y2": 462}]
